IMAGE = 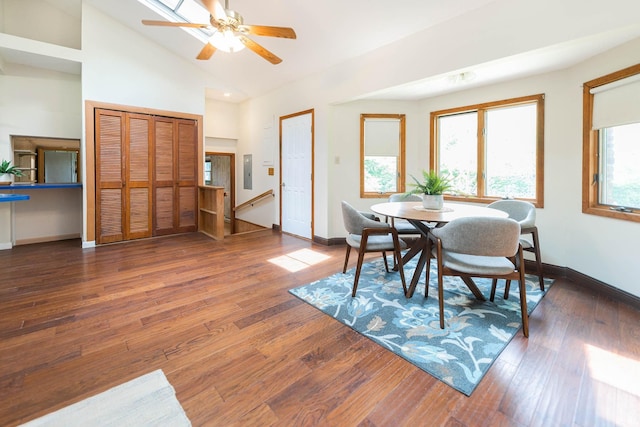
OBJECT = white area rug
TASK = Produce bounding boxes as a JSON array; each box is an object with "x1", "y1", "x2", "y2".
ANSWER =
[{"x1": 20, "y1": 370, "x2": 191, "y2": 426}]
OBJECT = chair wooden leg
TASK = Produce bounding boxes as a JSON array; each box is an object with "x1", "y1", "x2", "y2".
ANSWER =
[
  {"x1": 343, "y1": 246, "x2": 351, "y2": 273},
  {"x1": 406, "y1": 249, "x2": 427, "y2": 298},
  {"x1": 517, "y1": 252, "x2": 529, "y2": 337},
  {"x1": 352, "y1": 248, "x2": 367, "y2": 297},
  {"x1": 518, "y1": 278, "x2": 529, "y2": 337},
  {"x1": 424, "y1": 250, "x2": 431, "y2": 298},
  {"x1": 382, "y1": 251, "x2": 390, "y2": 272},
  {"x1": 504, "y1": 279, "x2": 512, "y2": 299},
  {"x1": 490, "y1": 279, "x2": 498, "y2": 301},
  {"x1": 392, "y1": 237, "x2": 407, "y2": 296},
  {"x1": 438, "y1": 269, "x2": 445, "y2": 330},
  {"x1": 531, "y1": 229, "x2": 544, "y2": 291}
]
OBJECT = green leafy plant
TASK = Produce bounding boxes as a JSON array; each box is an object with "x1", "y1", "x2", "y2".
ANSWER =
[
  {"x1": 0, "y1": 159, "x2": 23, "y2": 176},
  {"x1": 407, "y1": 170, "x2": 452, "y2": 195}
]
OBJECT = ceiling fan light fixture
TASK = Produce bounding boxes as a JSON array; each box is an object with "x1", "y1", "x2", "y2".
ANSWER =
[{"x1": 210, "y1": 28, "x2": 245, "y2": 53}]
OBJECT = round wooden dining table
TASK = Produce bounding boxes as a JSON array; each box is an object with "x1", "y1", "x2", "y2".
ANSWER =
[{"x1": 370, "y1": 201, "x2": 508, "y2": 298}]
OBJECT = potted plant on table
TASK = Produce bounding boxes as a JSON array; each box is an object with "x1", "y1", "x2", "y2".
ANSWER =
[
  {"x1": 0, "y1": 159, "x2": 23, "y2": 185},
  {"x1": 406, "y1": 170, "x2": 453, "y2": 210}
]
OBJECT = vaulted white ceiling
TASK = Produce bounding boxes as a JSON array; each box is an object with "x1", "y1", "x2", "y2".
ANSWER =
[{"x1": 15, "y1": 0, "x2": 640, "y2": 103}]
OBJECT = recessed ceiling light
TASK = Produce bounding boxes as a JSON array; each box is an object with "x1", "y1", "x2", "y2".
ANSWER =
[{"x1": 447, "y1": 71, "x2": 476, "y2": 85}]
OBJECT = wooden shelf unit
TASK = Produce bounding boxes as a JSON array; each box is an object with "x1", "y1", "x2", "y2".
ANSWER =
[
  {"x1": 14, "y1": 150, "x2": 37, "y2": 184},
  {"x1": 198, "y1": 185, "x2": 225, "y2": 240}
]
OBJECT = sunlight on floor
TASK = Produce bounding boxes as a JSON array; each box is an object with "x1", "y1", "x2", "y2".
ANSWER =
[
  {"x1": 586, "y1": 343, "x2": 640, "y2": 397},
  {"x1": 268, "y1": 249, "x2": 332, "y2": 272}
]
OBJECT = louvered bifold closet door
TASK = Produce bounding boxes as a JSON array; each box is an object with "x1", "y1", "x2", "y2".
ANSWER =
[
  {"x1": 153, "y1": 117, "x2": 177, "y2": 236},
  {"x1": 96, "y1": 109, "x2": 125, "y2": 244},
  {"x1": 125, "y1": 113, "x2": 153, "y2": 240},
  {"x1": 153, "y1": 117, "x2": 198, "y2": 235},
  {"x1": 176, "y1": 119, "x2": 198, "y2": 232},
  {"x1": 96, "y1": 109, "x2": 153, "y2": 244}
]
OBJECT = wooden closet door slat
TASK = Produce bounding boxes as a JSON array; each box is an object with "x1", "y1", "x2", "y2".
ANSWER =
[
  {"x1": 95, "y1": 109, "x2": 125, "y2": 244},
  {"x1": 176, "y1": 119, "x2": 198, "y2": 231},
  {"x1": 126, "y1": 113, "x2": 153, "y2": 239}
]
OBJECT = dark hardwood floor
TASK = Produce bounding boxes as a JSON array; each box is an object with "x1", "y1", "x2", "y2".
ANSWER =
[{"x1": 1, "y1": 231, "x2": 639, "y2": 426}]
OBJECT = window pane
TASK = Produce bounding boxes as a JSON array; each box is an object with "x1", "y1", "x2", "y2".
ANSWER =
[
  {"x1": 364, "y1": 119, "x2": 400, "y2": 157},
  {"x1": 599, "y1": 123, "x2": 640, "y2": 209},
  {"x1": 176, "y1": 0, "x2": 210, "y2": 23},
  {"x1": 157, "y1": 0, "x2": 180, "y2": 9},
  {"x1": 438, "y1": 112, "x2": 477, "y2": 195},
  {"x1": 361, "y1": 114, "x2": 405, "y2": 196},
  {"x1": 364, "y1": 156, "x2": 398, "y2": 193},
  {"x1": 485, "y1": 104, "x2": 537, "y2": 198}
]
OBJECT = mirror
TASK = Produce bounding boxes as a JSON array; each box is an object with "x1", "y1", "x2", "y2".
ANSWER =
[
  {"x1": 11, "y1": 136, "x2": 81, "y2": 184},
  {"x1": 38, "y1": 148, "x2": 79, "y2": 183}
]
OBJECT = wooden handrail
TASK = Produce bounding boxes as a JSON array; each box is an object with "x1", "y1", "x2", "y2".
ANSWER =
[{"x1": 234, "y1": 189, "x2": 274, "y2": 212}]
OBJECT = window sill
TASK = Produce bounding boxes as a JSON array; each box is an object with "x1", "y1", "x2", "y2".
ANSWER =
[{"x1": 583, "y1": 205, "x2": 640, "y2": 224}]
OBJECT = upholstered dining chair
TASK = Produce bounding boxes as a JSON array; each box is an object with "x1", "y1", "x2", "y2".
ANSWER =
[
  {"x1": 341, "y1": 201, "x2": 408, "y2": 297},
  {"x1": 488, "y1": 200, "x2": 544, "y2": 299},
  {"x1": 386, "y1": 193, "x2": 423, "y2": 234},
  {"x1": 425, "y1": 216, "x2": 529, "y2": 337}
]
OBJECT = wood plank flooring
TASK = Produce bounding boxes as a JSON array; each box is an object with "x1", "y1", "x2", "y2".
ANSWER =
[{"x1": 1, "y1": 231, "x2": 639, "y2": 426}]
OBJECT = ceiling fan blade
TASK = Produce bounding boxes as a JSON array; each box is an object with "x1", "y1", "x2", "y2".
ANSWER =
[
  {"x1": 240, "y1": 25, "x2": 297, "y2": 39},
  {"x1": 237, "y1": 35, "x2": 282, "y2": 64},
  {"x1": 200, "y1": 0, "x2": 227, "y2": 20},
  {"x1": 142, "y1": 19, "x2": 210, "y2": 28},
  {"x1": 196, "y1": 43, "x2": 217, "y2": 60}
]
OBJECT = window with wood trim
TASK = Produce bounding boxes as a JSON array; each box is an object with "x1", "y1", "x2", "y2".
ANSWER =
[
  {"x1": 430, "y1": 94, "x2": 545, "y2": 206},
  {"x1": 583, "y1": 63, "x2": 640, "y2": 223},
  {"x1": 360, "y1": 114, "x2": 406, "y2": 198}
]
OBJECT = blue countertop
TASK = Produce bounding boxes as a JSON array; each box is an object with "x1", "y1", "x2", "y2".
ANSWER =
[
  {"x1": 2, "y1": 183, "x2": 82, "y2": 190},
  {"x1": 0, "y1": 193, "x2": 30, "y2": 202}
]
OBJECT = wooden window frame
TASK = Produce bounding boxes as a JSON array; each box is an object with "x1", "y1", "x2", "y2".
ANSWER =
[
  {"x1": 430, "y1": 94, "x2": 545, "y2": 207},
  {"x1": 582, "y1": 63, "x2": 640, "y2": 223},
  {"x1": 360, "y1": 113, "x2": 406, "y2": 198}
]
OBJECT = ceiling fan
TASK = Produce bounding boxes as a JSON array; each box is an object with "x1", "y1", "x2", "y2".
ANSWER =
[{"x1": 142, "y1": 0, "x2": 296, "y2": 64}]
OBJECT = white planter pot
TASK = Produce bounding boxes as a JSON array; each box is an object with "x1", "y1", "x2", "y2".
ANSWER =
[
  {"x1": 422, "y1": 194, "x2": 444, "y2": 210},
  {"x1": 0, "y1": 173, "x2": 14, "y2": 185}
]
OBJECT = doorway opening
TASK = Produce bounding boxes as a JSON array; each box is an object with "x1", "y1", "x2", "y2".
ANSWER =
[{"x1": 205, "y1": 152, "x2": 235, "y2": 235}]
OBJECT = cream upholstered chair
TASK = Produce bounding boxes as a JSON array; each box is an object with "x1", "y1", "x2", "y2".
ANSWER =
[
  {"x1": 386, "y1": 193, "x2": 423, "y2": 234},
  {"x1": 341, "y1": 201, "x2": 407, "y2": 297},
  {"x1": 488, "y1": 200, "x2": 544, "y2": 299},
  {"x1": 425, "y1": 216, "x2": 529, "y2": 337}
]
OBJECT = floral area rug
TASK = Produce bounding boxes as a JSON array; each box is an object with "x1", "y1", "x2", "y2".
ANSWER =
[{"x1": 289, "y1": 256, "x2": 553, "y2": 396}]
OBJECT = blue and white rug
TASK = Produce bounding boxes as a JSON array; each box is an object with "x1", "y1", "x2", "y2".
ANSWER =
[{"x1": 289, "y1": 256, "x2": 553, "y2": 396}]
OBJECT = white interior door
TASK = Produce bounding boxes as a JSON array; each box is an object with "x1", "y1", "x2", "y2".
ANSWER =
[{"x1": 281, "y1": 111, "x2": 313, "y2": 239}]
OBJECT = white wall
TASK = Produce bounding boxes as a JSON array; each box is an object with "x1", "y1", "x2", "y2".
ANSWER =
[
  {"x1": 205, "y1": 137, "x2": 237, "y2": 154},
  {"x1": 237, "y1": 36, "x2": 640, "y2": 298},
  {"x1": 409, "y1": 39, "x2": 640, "y2": 296},
  {"x1": 81, "y1": 5, "x2": 210, "y2": 115},
  {"x1": 0, "y1": 66, "x2": 82, "y2": 246},
  {"x1": 327, "y1": 100, "x2": 425, "y2": 237},
  {"x1": 80, "y1": 3, "x2": 219, "y2": 244},
  {"x1": 0, "y1": 0, "x2": 81, "y2": 247},
  {"x1": 13, "y1": 187, "x2": 82, "y2": 243},
  {"x1": 2, "y1": 0, "x2": 80, "y2": 49},
  {"x1": 205, "y1": 98, "x2": 239, "y2": 139}
]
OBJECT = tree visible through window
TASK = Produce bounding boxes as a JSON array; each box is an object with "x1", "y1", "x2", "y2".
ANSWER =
[
  {"x1": 599, "y1": 123, "x2": 640, "y2": 209},
  {"x1": 430, "y1": 94, "x2": 544, "y2": 205},
  {"x1": 360, "y1": 114, "x2": 406, "y2": 198},
  {"x1": 584, "y1": 63, "x2": 640, "y2": 223}
]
